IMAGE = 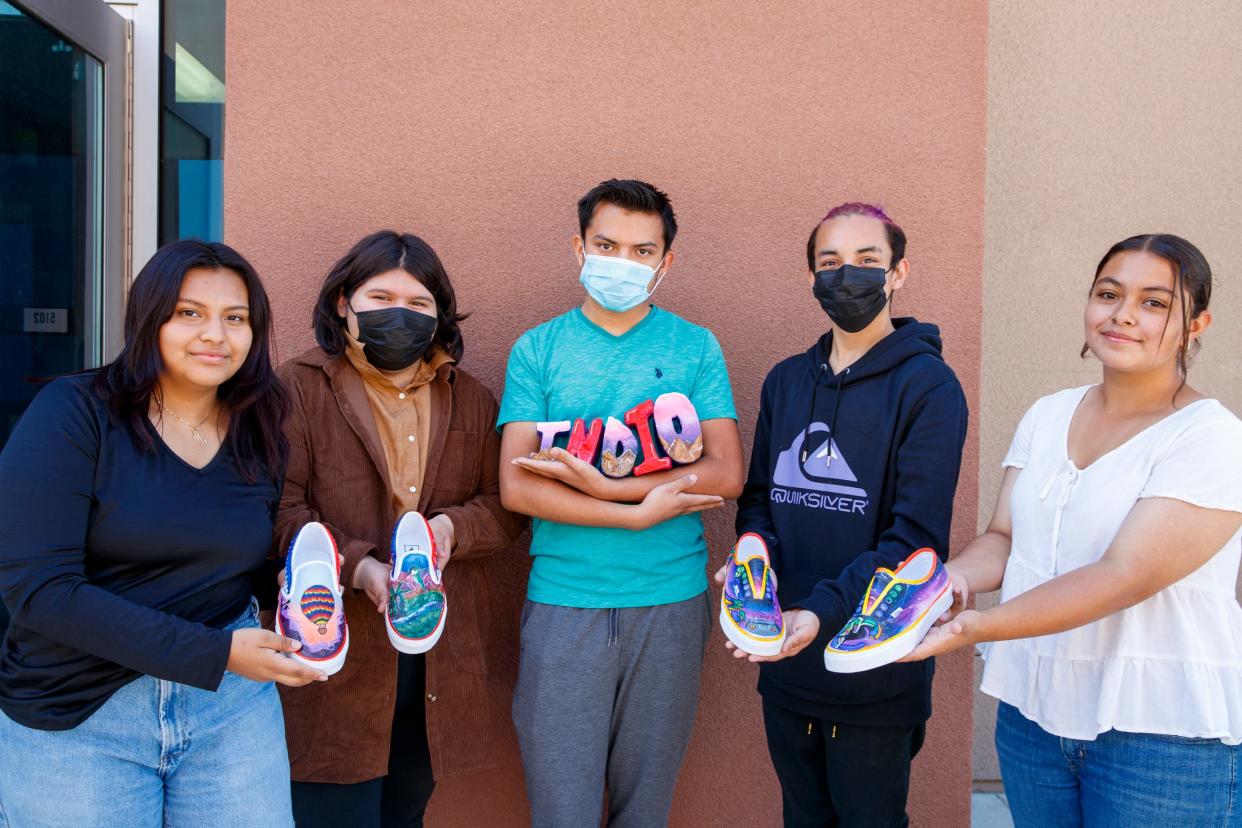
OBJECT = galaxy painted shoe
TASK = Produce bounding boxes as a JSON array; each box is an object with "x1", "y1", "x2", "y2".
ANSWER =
[
  {"x1": 823, "y1": 548, "x2": 951, "y2": 673},
  {"x1": 719, "y1": 533, "x2": 785, "y2": 656}
]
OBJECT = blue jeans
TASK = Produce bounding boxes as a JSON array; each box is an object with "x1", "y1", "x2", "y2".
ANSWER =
[
  {"x1": 0, "y1": 599, "x2": 293, "y2": 828},
  {"x1": 996, "y1": 701, "x2": 1240, "y2": 827}
]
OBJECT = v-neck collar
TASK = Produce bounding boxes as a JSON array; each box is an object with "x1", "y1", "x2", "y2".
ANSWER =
[
  {"x1": 573, "y1": 305, "x2": 660, "y2": 343},
  {"x1": 143, "y1": 418, "x2": 226, "y2": 474},
  {"x1": 1063, "y1": 384, "x2": 1213, "y2": 472}
]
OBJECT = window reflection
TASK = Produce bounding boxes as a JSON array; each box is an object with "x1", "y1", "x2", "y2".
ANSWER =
[{"x1": 159, "y1": 0, "x2": 224, "y2": 244}]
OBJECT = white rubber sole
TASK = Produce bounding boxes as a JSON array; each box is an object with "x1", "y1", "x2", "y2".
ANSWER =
[
  {"x1": 281, "y1": 617, "x2": 350, "y2": 676},
  {"x1": 719, "y1": 606, "x2": 785, "y2": 657},
  {"x1": 823, "y1": 586, "x2": 953, "y2": 674},
  {"x1": 386, "y1": 512, "x2": 446, "y2": 655},
  {"x1": 387, "y1": 604, "x2": 447, "y2": 655}
]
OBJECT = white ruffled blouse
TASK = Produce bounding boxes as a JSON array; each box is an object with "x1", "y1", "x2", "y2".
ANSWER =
[{"x1": 980, "y1": 385, "x2": 1242, "y2": 744}]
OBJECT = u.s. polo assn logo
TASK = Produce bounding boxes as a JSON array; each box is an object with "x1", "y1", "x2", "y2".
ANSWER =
[{"x1": 771, "y1": 423, "x2": 870, "y2": 515}]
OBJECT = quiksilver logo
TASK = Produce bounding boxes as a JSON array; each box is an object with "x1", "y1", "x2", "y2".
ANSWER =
[{"x1": 771, "y1": 423, "x2": 870, "y2": 514}]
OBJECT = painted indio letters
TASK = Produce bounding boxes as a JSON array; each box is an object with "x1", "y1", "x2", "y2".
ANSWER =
[{"x1": 532, "y1": 392, "x2": 704, "y2": 478}]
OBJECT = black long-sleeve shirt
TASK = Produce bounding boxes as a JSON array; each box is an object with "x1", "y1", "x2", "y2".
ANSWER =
[{"x1": 0, "y1": 374, "x2": 279, "y2": 730}]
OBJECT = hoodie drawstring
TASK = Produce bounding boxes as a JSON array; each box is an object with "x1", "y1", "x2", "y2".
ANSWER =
[
  {"x1": 801, "y1": 364, "x2": 849, "y2": 465},
  {"x1": 801, "y1": 363, "x2": 829, "y2": 463}
]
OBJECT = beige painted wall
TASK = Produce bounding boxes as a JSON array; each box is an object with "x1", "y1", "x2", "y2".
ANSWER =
[{"x1": 975, "y1": 0, "x2": 1242, "y2": 783}]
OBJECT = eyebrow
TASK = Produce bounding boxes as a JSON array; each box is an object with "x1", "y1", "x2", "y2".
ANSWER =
[
  {"x1": 818, "y1": 246, "x2": 882, "y2": 257},
  {"x1": 1095, "y1": 277, "x2": 1174, "y2": 295},
  {"x1": 593, "y1": 234, "x2": 659, "y2": 249},
  {"x1": 364, "y1": 287, "x2": 431, "y2": 300},
  {"x1": 178, "y1": 297, "x2": 249, "y2": 311}
]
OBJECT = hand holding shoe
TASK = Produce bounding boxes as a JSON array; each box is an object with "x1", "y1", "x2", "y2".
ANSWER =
[
  {"x1": 725, "y1": 609, "x2": 819, "y2": 663},
  {"x1": 227, "y1": 628, "x2": 326, "y2": 686},
  {"x1": 427, "y1": 513, "x2": 455, "y2": 570},
  {"x1": 352, "y1": 556, "x2": 389, "y2": 613}
]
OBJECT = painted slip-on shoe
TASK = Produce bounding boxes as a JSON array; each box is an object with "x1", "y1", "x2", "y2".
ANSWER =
[
  {"x1": 277, "y1": 521, "x2": 349, "y2": 675},
  {"x1": 719, "y1": 533, "x2": 786, "y2": 656},
  {"x1": 823, "y1": 547, "x2": 952, "y2": 674},
  {"x1": 386, "y1": 512, "x2": 447, "y2": 654}
]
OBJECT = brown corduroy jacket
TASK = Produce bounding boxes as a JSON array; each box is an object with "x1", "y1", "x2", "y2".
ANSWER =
[{"x1": 273, "y1": 347, "x2": 526, "y2": 783}]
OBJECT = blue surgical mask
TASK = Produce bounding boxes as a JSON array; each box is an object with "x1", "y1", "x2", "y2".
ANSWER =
[{"x1": 578, "y1": 253, "x2": 666, "y2": 312}]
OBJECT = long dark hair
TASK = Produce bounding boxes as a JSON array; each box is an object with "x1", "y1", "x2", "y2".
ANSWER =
[
  {"x1": 94, "y1": 240, "x2": 290, "y2": 483},
  {"x1": 312, "y1": 230, "x2": 467, "y2": 360},
  {"x1": 1082, "y1": 234, "x2": 1213, "y2": 386}
]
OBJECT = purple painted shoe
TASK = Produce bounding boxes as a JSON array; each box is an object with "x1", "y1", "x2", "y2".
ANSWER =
[
  {"x1": 719, "y1": 533, "x2": 785, "y2": 656},
  {"x1": 824, "y1": 548, "x2": 951, "y2": 673},
  {"x1": 277, "y1": 521, "x2": 349, "y2": 675}
]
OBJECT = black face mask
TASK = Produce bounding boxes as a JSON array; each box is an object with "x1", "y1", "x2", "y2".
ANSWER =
[
  {"x1": 811, "y1": 265, "x2": 891, "y2": 333},
  {"x1": 350, "y1": 304, "x2": 437, "y2": 371}
]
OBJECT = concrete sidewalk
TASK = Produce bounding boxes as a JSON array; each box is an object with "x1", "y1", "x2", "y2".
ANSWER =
[{"x1": 971, "y1": 793, "x2": 1014, "y2": 828}]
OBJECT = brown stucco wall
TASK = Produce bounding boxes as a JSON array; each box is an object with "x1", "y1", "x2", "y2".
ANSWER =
[
  {"x1": 225, "y1": 3, "x2": 987, "y2": 824},
  {"x1": 974, "y1": 0, "x2": 1242, "y2": 785}
]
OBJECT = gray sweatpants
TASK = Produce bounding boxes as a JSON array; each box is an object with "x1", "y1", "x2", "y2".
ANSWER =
[{"x1": 512, "y1": 591, "x2": 711, "y2": 828}]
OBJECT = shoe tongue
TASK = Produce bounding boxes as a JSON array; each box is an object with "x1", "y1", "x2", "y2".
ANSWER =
[
  {"x1": 745, "y1": 558, "x2": 769, "y2": 596},
  {"x1": 866, "y1": 569, "x2": 894, "y2": 609},
  {"x1": 290, "y1": 559, "x2": 337, "y2": 594}
]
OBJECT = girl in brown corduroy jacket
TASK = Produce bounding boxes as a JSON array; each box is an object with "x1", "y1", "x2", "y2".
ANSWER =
[{"x1": 273, "y1": 230, "x2": 526, "y2": 828}]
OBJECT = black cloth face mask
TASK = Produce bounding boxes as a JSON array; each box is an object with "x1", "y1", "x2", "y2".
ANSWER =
[
  {"x1": 350, "y1": 304, "x2": 437, "y2": 371},
  {"x1": 811, "y1": 264, "x2": 891, "y2": 333}
]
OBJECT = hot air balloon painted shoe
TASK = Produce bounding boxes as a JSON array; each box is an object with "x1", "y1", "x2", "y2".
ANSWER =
[
  {"x1": 719, "y1": 533, "x2": 785, "y2": 656},
  {"x1": 823, "y1": 547, "x2": 951, "y2": 674},
  {"x1": 277, "y1": 521, "x2": 349, "y2": 675},
  {"x1": 386, "y1": 512, "x2": 447, "y2": 654}
]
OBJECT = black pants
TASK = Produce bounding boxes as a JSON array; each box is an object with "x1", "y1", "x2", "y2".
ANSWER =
[
  {"x1": 291, "y1": 653, "x2": 435, "y2": 828},
  {"x1": 763, "y1": 698, "x2": 925, "y2": 828}
]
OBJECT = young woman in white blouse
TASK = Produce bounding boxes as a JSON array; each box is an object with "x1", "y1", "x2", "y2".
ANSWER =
[{"x1": 906, "y1": 234, "x2": 1242, "y2": 826}]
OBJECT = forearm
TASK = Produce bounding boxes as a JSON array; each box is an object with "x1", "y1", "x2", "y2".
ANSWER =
[
  {"x1": 975, "y1": 558, "x2": 1139, "y2": 642},
  {"x1": 591, "y1": 453, "x2": 741, "y2": 502},
  {"x1": 14, "y1": 576, "x2": 232, "y2": 689},
  {"x1": 501, "y1": 467, "x2": 642, "y2": 529},
  {"x1": 434, "y1": 493, "x2": 528, "y2": 562},
  {"x1": 948, "y1": 531, "x2": 1011, "y2": 596}
]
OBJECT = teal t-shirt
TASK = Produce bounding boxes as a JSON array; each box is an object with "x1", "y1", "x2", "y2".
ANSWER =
[{"x1": 497, "y1": 306, "x2": 737, "y2": 608}]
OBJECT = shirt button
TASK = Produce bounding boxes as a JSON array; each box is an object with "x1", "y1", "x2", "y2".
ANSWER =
[
  {"x1": 409, "y1": 486, "x2": 417, "y2": 493},
  {"x1": 408, "y1": 435, "x2": 415, "y2": 442},
  {"x1": 398, "y1": 392, "x2": 406, "y2": 399},
  {"x1": 427, "y1": 693, "x2": 437, "y2": 702}
]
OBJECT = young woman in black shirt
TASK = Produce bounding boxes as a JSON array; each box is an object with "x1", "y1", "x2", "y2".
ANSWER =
[{"x1": 0, "y1": 240, "x2": 318, "y2": 827}]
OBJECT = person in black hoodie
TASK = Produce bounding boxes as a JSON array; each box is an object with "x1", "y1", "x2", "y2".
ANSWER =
[{"x1": 719, "y1": 202, "x2": 968, "y2": 827}]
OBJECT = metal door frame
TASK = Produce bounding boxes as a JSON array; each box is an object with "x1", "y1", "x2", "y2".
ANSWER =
[{"x1": 12, "y1": 0, "x2": 128, "y2": 364}]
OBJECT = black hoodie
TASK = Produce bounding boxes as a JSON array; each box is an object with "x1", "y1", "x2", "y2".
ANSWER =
[{"x1": 736, "y1": 317, "x2": 968, "y2": 726}]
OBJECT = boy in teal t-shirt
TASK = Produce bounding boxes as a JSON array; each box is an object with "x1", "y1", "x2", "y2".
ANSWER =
[{"x1": 498, "y1": 179, "x2": 743, "y2": 826}]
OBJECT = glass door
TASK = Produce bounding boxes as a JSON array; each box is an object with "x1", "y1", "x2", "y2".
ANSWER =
[{"x1": 0, "y1": 0, "x2": 126, "y2": 633}]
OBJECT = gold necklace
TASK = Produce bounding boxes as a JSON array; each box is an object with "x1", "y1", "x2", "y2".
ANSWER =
[{"x1": 162, "y1": 405, "x2": 216, "y2": 445}]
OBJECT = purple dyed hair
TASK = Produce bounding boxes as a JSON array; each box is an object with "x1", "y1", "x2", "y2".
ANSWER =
[{"x1": 805, "y1": 202, "x2": 907, "y2": 271}]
